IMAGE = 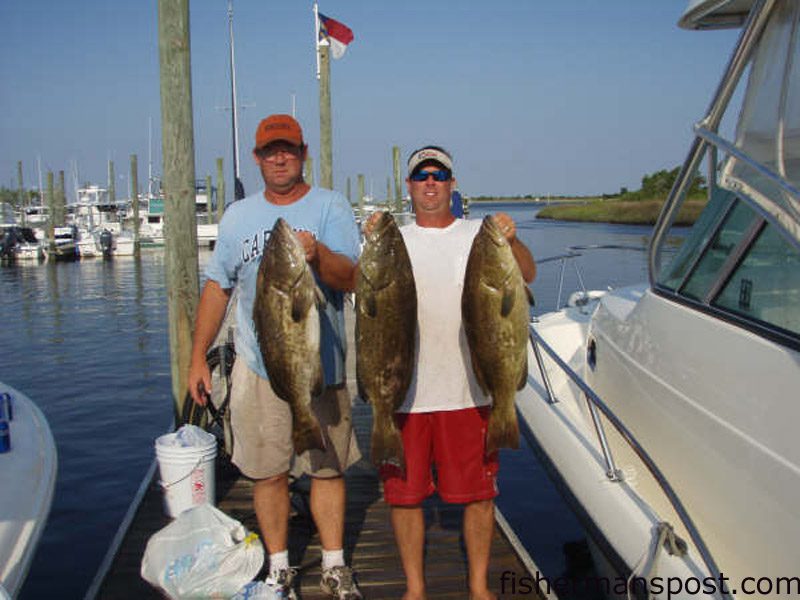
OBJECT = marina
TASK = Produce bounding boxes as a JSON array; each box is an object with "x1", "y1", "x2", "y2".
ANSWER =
[
  {"x1": 1, "y1": 208, "x2": 654, "y2": 599},
  {"x1": 3, "y1": 0, "x2": 798, "y2": 598}
]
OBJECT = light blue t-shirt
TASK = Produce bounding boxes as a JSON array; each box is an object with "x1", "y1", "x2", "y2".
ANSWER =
[{"x1": 205, "y1": 187, "x2": 360, "y2": 385}]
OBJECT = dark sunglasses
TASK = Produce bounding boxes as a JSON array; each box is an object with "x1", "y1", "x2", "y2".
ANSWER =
[{"x1": 410, "y1": 169, "x2": 451, "y2": 182}]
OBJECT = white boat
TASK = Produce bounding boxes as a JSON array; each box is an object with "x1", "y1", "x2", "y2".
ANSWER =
[
  {"x1": 517, "y1": 1, "x2": 800, "y2": 598},
  {"x1": 0, "y1": 383, "x2": 57, "y2": 598},
  {"x1": 0, "y1": 226, "x2": 45, "y2": 262},
  {"x1": 135, "y1": 184, "x2": 218, "y2": 249}
]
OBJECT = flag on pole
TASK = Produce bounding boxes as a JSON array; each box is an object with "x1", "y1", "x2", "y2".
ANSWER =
[{"x1": 318, "y1": 12, "x2": 354, "y2": 59}]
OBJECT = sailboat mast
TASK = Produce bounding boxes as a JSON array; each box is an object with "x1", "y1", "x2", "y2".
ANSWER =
[{"x1": 228, "y1": 0, "x2": 243, "y2": 200}]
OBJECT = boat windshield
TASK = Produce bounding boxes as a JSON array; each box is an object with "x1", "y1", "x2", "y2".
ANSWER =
[
  {"x1": 653, "y1": 1, "x2": 800, "y2": 346},
  {"x1": 719, "y1": 1, "x2": 800, "y2": 243}
]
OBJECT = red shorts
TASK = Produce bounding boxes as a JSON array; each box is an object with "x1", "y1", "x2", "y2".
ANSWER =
[{"x1": 380, "y1": 407, "x2": 499, "y2": 506}]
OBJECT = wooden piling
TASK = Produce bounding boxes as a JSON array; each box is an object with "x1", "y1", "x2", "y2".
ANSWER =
[
  {"x1": 393, "y1": 145, "x2": 403, "y2": 213},
  {"x1": 205, "y1": 175, "x2": 213, "y2": 224},
  {"x1": 357, "y1": 173, "x2": 365, "y2": 217},
  {"x1": 130, "y1": 154, "x2": 140, "y2": 255},
  {"x1": 304, "y1": 155, "x2": 315, "y2": 187},
  {"x1": 346, "y1": 176, "x2": 352, "y2": 204},
  {"x1": 17, "y1": 161, "x2": 25, "y2": 226},
  {"x1": 216, "y1": 157, "x2": 225, "y2": 222},
  {"x1": 57, "y1": 170, "x2": 66, "y2": 226},
  {"x1": 108, "y1": 161, "x2": 116, "y2": 205},
  {"x1": 318, "y1": 44, "x2": 332, "y2": 190},
  {"x1": 158, "y1": 0, "x2": 200, "y2": 421},
  {"x1": 46, "y1": 172, "x2": 55, "y2": 251}
]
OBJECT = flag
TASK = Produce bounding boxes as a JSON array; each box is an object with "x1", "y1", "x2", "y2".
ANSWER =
[{"x1": 318, "y1": 12, "x2": 354, "y2": 59}]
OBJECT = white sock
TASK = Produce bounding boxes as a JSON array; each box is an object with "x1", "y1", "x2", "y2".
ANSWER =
[
  {"x1": 321, "y1": 548, "x2": 345, "y2": 570},
  {"x1": 268, "y1": 550, "x2": 289, "y2": 578}
]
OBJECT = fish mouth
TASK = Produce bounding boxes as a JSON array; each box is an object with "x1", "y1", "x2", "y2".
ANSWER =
[{"x1": 482, "y1": 216, "x2": 507, "y2": 246}]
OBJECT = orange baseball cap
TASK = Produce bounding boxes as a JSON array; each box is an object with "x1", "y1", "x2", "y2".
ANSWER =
[{"x1": 254, "y1": 114, "x2": 304, "y2": 150}]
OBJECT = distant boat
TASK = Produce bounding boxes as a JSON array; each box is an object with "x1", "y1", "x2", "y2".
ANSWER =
[
  {"x1": 0, "y1": 383, "x2": 57, "y2": 597},
  {"x1": 0, "y1": 225, "x2": 45, "y2": 262}
]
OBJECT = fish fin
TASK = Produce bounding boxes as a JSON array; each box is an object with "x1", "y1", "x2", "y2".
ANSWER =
[
  {"x1": 293, "y1": 419, "x2": 326, "y2": 454},
  {"x1": 362, "y1": 290, "x2": 377, "y2": 318},
  {"x1": 371, "y1": 409, "x2": 406, "y2": 473},
  {"x1": 485, "y1": 402, "x2": 520, "y2": 455},
  {"x1": 517, "y1": 360, "x2": 528, "y2": 391},
  {"x1": 267, "y1": 376, "x2": 292, "y2": 404},
  {"x1": 312, "y1": 367, "x2": 324, "y2": 399},
  {"x1": 469, "y1": 348, "x2": 490, "y2": 396},
  {"x1": 291, "y1": 286, "x2": 313, "y2": 322},
  {"x1": 315, "y1": 284, "x2": 327, "y2": 309},
  {"x1": 525, "y1": 285, "x2": 535, "y2": 307},
  {"x1": 500, "y1": 287, "x2": 515, "y2": 317}
]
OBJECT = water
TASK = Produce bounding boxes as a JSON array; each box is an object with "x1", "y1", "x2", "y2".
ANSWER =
[{"x1": 0, "y1": 204, "x2": 657, "y2": 599}]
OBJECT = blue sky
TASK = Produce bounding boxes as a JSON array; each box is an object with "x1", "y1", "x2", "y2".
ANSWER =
[{"x1": 0, "y1": 1, "x2": 740, "y2": 201}]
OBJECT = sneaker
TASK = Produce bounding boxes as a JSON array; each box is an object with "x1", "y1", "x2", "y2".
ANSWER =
[
  {"x1": 320, "y1": 565, "x2": 363, "y2": 599},
  {"x1": 264, "y1": 567, "x2": 298, "y2": 600}
]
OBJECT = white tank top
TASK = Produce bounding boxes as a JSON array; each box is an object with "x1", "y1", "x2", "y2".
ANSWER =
[{"x1": 398, "y1": 219, "x2": 490, "y2": 413}]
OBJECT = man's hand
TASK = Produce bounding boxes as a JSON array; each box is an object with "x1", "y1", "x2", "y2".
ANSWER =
[
  {"x1": 294, "y1": 230, "x2": 318, "y2": 263},
  {"x1": 188, "y1": 356, "x2": 211, "y2": 407},
  {"x1": 492, "y1": 212, "x2": 517, "y2": 243}
]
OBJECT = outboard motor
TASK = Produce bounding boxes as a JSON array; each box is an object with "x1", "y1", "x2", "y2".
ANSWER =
[
  {"x1": 0, "y1": 230, "x2": 16, "y2": 261},
  {"x1": 99, "y1": 229, "x2": 113, "y2": 258}
]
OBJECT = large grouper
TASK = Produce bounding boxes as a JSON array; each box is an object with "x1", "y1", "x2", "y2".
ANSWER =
[
  {"x1": 462, "y1": 216, "x2": 532, "y2": 455},
  {"x1": 355, "y1": 212, "x2": 417, "y2": 470},
  {"x1": 253, "y1": 217, "x2": 326, "y2": 454}
]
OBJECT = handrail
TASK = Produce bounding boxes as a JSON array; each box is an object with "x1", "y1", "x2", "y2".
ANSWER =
[{"x1": 528, "y1": 325, "x2": 733, "y2": 600}]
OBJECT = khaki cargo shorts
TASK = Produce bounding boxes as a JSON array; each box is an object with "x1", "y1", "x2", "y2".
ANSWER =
[{"x1": 230, "y1": 359, "x2": 362, "y2": 480}]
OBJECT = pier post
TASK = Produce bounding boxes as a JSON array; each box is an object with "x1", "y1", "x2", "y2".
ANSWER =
[
  {"x1": 108, "y1": 161, "x2": 116, "y2": 205},
  {"x1": 216, "y1": 157, "x2": 225, "y2": 221},
  {"x1": 205, "y1": 175, "x2": 213, "y2": 224},
  {"x1": 130, "y1": 154, "x2": 141, "y2": 256},
  {"x1": 58, "y1": 170, "x2": 66, "y2": 226},
  {"x1": 346, "y1": 176, "x2": 352, "y2": 204},
  {"x1": 158, "y1": 0, "x2": 200, "y2": 421},
  {"x1": 393, "y1": 145, "x2": 402, "y2": 212},
  {"x1": 47, "y1": 171, "x2": 55, "y2": 252},
  {"x1": 357, "y1": 173, "x2": 365, "y2": 218},
  {"x1": 386, "y1": 177, "x2": 391, "y2": 206},
  {"x1": 318, "y1": 45, "x2": 332, "y2": 190},
  {"x1": 17, "y1": 161, "x2": 25, "y2": 227},
  {"x1": 305, "y1": 155, "x2": 315, "y2": 187}
]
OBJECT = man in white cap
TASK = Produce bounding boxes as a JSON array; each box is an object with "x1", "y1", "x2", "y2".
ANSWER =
[{"x1": 376, "y1": 145, "x2": 536, "y2": 599}]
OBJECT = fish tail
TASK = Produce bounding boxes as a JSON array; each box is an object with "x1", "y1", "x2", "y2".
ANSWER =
[
  {"x1": 293, "y1": 419, "x2": 326, "y2": 455},
  {"x1": 485, "y1": 402, "x2": 520, "y2": 455},
  {"x1": 371, "y1": 412, "x2": 406, "y2": 472}
]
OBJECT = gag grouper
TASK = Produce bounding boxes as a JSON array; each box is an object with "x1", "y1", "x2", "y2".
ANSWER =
[
  {"x1": 356, "y1": 212, "x2": 417, "y2": 470},
  {"x1": 462, "y1": 216, "x2": 532, "y2": 455},
  {"x1": 253, "y1": 217, "x2": 326, "y2": 454}
]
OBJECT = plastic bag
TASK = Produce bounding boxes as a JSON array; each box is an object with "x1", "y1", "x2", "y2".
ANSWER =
[{"x1": 141, "y1": 503, "x2": 264, "y2": 599}]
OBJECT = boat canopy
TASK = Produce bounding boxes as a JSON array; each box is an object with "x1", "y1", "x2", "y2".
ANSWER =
[
  {"x1": 719, "y1": 1, "x2": 800, "y2": 245},
  {"x1": 679, "y1": 0, "x2": 755, "y2": 30}
]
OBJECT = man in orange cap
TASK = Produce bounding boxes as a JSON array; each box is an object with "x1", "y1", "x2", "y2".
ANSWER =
[{"x1": 188, "y1": 114, "x2": 363, "y2": 599}]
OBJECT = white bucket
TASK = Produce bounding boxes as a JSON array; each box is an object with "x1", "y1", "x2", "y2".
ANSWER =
[{"x1": 155, "y1": 426, "x2": 217, "y2": 518}]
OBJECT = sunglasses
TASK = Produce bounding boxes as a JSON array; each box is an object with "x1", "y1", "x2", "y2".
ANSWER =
[{"x1": 410, "y1": 169, "x2": 451, "y2": 182}]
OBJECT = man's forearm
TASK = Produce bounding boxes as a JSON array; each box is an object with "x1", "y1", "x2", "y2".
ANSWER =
[
  {"x1": 191, "y1": 280, "x2": 232, "y2": 363},
  {"x1": 312, "y1": 242, "x2": 357, "y2": 292}
]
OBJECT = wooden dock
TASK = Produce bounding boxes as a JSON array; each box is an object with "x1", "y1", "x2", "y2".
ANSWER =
[{"x1": 89, "y1": 304, "x2": 546, "y2": 599}]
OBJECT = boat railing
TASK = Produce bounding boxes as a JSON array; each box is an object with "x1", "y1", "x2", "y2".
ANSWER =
[
  {"x1": 535, "y1": 244, "x2": 646, "y2": 311},
  {"x1": 527, "y1": 326, "x2": 733, "y2": 600}
]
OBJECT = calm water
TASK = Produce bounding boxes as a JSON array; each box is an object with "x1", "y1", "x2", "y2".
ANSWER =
[{"x1": 1, "y1": 203, "x2": 657, "y2": 599}]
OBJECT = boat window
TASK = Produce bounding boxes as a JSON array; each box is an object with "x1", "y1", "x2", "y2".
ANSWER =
[
  {"x1": 680, "y1": 200, "x2": 758, "y2": 301},
  {"x1": 657, "y1": 187, "x2": 734, "y2": 290},
  {"x1": 713, "y1": 223, "x2": 800, "y2": 334}
]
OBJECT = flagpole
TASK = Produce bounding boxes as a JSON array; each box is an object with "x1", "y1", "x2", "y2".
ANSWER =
[
  {"x1": 316, "y1": 3, "x2": 333, "y2": 189},
  {"x1": 314, "y1": 2, "x2": 321, "y2": 81}
]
